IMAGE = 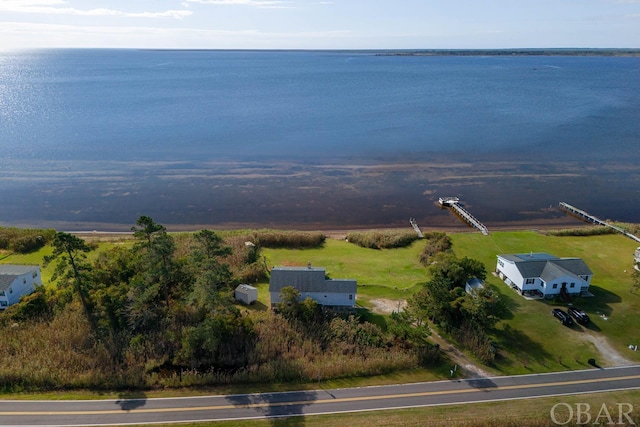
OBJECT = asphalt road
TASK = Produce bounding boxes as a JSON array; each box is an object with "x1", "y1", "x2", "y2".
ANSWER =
[{"x1": 1, "y1": 365, "x2": 639, "y2": 426}]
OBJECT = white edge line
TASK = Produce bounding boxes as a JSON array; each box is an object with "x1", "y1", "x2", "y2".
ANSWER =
[
  {"x1": 12, "y1": 386, "x2": 640, "y2": 427},
  {"x1": 2, "y1": 364, "x2": 639, "y2": 403}
]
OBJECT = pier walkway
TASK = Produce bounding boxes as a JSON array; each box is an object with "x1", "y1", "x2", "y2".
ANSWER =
[
  {"x1": 439, "y1": 197, "x2": 489, "y2": 235},
  {"x1": 409, "y1": 217, "x2": 424, "y2": 238},
  {"x1": 559, "y1": 201, "x2": 640, "y2": 244}
]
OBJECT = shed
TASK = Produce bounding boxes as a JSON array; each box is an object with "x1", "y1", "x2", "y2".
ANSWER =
[
  {"x1": 465, "y1": 277, "x2": 485, "y2": 294},
  {"x1": 235, "y1": 284, "x2": 258, "y2": 305}
]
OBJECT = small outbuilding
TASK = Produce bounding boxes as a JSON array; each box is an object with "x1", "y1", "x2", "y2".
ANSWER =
[
  {"x1": 235, "y1": 284, "x2": 258, "y2": 305},
  {"x1": 0, "y1": 265, "x2": 42, "y2": 309},
  {"x1": 465, "y1": 278, "x2": 485, "y2": 295}
]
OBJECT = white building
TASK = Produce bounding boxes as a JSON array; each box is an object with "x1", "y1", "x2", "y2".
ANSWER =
[
  {"x1": 235, "y1": 284, "x2": 258, "y2": 305},
  {"x1": 0, "y1": 265, "x2": 43, "y2": 309},
  {"x1": 496, "y1": 253, "x2": 592, "y2": 298},
  {"x1": 269, "y1": 265, "x2": 356, "y2": 308}
]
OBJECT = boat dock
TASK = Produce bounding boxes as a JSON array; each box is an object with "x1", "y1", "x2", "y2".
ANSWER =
[
  {"x1": 559, "y1": 201, "x2": 640, "y2": 244},
  {"x1": 439, "y1": 197, "x2": 489, "y2": 235},
  {"x1": 409, "y1": 218, "x2": 424, "y2": 238}
]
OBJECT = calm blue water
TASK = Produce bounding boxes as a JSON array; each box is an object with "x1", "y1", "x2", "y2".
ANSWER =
[{"x1": 1, "y1": 49, "x2": 639, "y2": 229}]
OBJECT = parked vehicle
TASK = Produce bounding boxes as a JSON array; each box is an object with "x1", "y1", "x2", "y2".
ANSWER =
[
  {"x1": 567, "y1": 307, "x2": 590, "y2": 325},
  {"x1": 552, "y1": 308, "x2": 574, "y2": 326}
]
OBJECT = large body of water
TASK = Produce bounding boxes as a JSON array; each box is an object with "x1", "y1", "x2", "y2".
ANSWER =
[{"x1": 1, "y1": 49, "x2": 639, "y2": 231}]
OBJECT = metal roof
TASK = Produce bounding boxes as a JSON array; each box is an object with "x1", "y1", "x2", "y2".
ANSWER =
[
  {"x1": 498, "y1": 254, "x2": 592, "y2": 281},
  {"x1": 269, "y1": 266, "x2": 356, "y2": 294}
]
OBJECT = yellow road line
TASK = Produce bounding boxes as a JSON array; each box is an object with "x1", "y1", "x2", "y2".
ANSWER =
[{"x1": 2, "y1": 374, "x2": 640, "y2": 416}]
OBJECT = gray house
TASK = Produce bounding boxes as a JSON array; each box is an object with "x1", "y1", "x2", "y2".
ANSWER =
[
  {"x1": 0, "y1": 265, "x2": 42, "y2": 309},
  {"x1": 269, "y1": 265, "x2": 357, "y2": 308}
]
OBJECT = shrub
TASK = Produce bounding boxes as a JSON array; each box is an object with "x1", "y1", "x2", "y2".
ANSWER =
[
  {"x1": 251, "y1": 230, "x2": 326, "y2": 249},
  {"x1": 0, "y1": 227, "x2": 55, "y2": 253},
  {"x1": 544, "y1": 226, "x2": 617, "y2": 237},
  {"x1": 346, "y1": 230, "x2": 419, "y2": 249},
  {"x1": 419, "y1": 232, "x2": 452, "y2": 265}
]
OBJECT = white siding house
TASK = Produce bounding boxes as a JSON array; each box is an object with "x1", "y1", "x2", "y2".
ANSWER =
[
  {"x1": 269, "y1": 265, "x2": 357, "y2": 308},
  {"x1": 235, "y1": 284, "x2": 258, "y2": 305},
  {"x1": 496, "y1": 253, "x2": 592, "y2": 298},
  {"x1": 0, "y1": 265, "x2": 43, "y2": 309}
]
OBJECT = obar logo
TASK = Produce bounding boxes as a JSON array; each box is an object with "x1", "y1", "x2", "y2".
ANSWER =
[{"x1": 550, "y1": 403, "x2": 636, "y2": 425}]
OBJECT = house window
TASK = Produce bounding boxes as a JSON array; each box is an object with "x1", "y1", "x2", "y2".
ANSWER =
[
  {"x1": 23, "y1": 278, "x2": 27, "y2": 284},
  {"x1": 498, "y1": 260, "x2": 504, "y2": 268},
  {"x1": 552, "y1": 284, "x2": 558, "y2": 289},
  {"x1": 349, "y1": 294, "x2": 353, "y2": 300},
  {"x1": 32, "y1": 271, "x2": 38, "y2": 278},
  {"x1": 0, "y1": 301, "x2": 7, "y2": 307},
  {"x1": 525, "y1": 278, "x2": 535, "y2": 284},
  {"x1": 570, "y1": 283, "x2": 575, "y2": 288},
  {"x1": 0, "y1": 291, "x2": 4, "y2": 297}
]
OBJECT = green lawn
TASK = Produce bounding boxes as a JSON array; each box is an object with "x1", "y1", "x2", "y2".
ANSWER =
[
  {"x1": 3, "y1": 230, "x2": 640, "y2": 377},
  {"x1": 262, "y1": 231, "x2": 640, "y2": 374},
  {"x1": 451, "y1": 231, "x2": 640, "y2": 373},
  {"x1": 260, "y1": 238, "x2": 428, "y2": 305}
]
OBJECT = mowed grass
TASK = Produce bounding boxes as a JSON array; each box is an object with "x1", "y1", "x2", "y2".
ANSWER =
[
  {"x1": 3, "y1": 230, "x2": 640, "y2": 377},
  {"x1": 261, "y1": 238, "x2": 428, "y2": 306},
  {"x1": 451, "y1": 231, "x2": 640, "y2": 373},
  {"x1": 262, "y1": 231, "x2": 640, "y2": 374}
]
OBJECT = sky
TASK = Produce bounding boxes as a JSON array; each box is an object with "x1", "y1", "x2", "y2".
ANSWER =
[{"x1": 0, "y1": 0, "x2": 639, "y2": 50}]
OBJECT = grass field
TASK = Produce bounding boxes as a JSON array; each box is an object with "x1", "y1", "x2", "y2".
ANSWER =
[
  {"x1": 261, "y1": 231, "x2": 640, "y2": 374},
  {"x1": 3, "y1": 230, "x2": 640, "y2": 377}
]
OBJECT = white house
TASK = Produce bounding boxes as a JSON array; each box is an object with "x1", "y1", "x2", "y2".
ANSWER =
[
  {"x1": 0, "y1": 265, "x2": 43, "y2": 309},
  {"x1": 496, "y1": 253, "x2": 592, "y2": 298},
  {"x1": 269, "y1": 265, "x2": 357, "y2": 308},
  {"x1": 235, "y1": 284, "x2": 258, "y2": 305}
]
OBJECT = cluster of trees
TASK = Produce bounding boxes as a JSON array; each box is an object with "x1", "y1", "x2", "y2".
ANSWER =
[
  {"x1": 0, "y1": 217, "x2": 442, "y2": 391},
  {"x1": 39, "y1": 217, "x2": 259, "y2": 377},
  {"x1": 346, "y1": 230, "x2": 420, "y2": 249},
  {"x1": 408, "y1": 252, "x2": 507, "y2": 363},
  {"x1": 0, "y1": 227, "x2": 56, "y2": 254}
]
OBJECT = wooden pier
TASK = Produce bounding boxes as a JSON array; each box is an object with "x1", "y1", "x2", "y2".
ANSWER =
[
  {"x1": 409, "y1": 218, "x2": 424, "y2": 238},
  {"x1": 559, "y1": 201, "x2": 640, "y2": 244},
  {"x1": 439, "y1": 197, "x2": 489, "y2": 235}
]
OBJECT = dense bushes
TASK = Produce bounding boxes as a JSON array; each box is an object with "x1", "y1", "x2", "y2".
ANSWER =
[
  {"x1": 543, "y1": 226, "x2": 617, "y2": 237},
  {"x1": 0, "y1": 227, "x2": 55, "y2": 253},
  {"x1": 250, "y1": 230, "x2": 326, "y2": 249},
  {"x1": 346, "y1": 230, "x2": 420, "y2": 249},
  {"x1": 419, "y1": 232, "x2": 452, "y2": 265}
]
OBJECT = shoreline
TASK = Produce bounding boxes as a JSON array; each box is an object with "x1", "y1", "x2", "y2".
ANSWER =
[{"x1": 63, "y1": 216, "x2": 592, "y2": 241}]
